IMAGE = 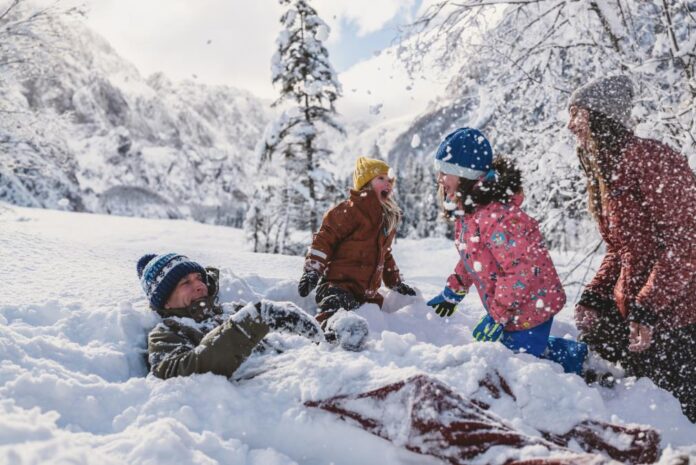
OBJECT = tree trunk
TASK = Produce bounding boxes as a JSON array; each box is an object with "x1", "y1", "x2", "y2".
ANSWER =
[
  {"x1": 299, "y1": 11, "x2": 318, "y2": 233},
  {"x1": 588, "y1": 1, "x2": 627, "y2": 70},
  {"x1": 305, "y1": 130, "x2": 317, "y2": 234}
]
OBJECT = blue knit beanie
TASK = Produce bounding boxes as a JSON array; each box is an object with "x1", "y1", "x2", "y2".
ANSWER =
[
  {"x1": 136, "y1": 253, "x2": 206, "y2": 309},
  {"x1": 434, "y1": 128, "x2": 493, "y2": 180}
]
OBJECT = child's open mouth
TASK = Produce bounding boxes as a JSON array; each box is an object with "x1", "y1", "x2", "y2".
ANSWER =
[{"x1": 380, "y1": 190, "x2": 390, "y2": 199}]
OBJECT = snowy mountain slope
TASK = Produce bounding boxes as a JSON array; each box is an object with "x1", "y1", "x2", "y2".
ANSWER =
[
  {"x1": 326, "y1": 20, "x2": 473, "y2": 189},
  {"x1": 1, "y1": 3, "x2": 457, "y2": 233},
  {"x1": 1, "y1": 203, "x2": 695, "y2": 464},
  {"x1": 329, "y1": 114, "x2": 419, "y2": 182},
  {"x1": 0, "y1": 13, "x2": 268, "y2": 225}
]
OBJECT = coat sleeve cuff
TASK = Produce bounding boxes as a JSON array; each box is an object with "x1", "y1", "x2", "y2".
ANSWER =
[
  {"x1": 626, "y1": 301, "x2": 658, "y2": 327},
  {"x1": 383, "y1": 270, "x2": 402, "y2": 289},
  {"x1": 443, "y1": 287, "x2": 467, "y2": 303},
  {"x1": 304, "y1": 258, "x2": 326, "y2": 274},
  {"x1": 578, "y1": 290, "x2": 615, "y2": 313}
]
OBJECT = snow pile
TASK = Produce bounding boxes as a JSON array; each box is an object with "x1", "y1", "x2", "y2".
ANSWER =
[
  {"x1": 323, "y1": 310, "x2": 370, "y2": 351},
  {"x1": 1, "y1": 204, "x2": 695, "y2": 464}
]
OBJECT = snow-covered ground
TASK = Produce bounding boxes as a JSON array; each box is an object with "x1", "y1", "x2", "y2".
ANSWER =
[{"x1": 1, "y1": 203, "x2": 695, "y2": 464}]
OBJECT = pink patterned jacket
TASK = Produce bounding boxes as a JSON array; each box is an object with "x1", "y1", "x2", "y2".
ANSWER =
[{"x1": 446, "y1": 194, "x2": 566, "y2": 331}]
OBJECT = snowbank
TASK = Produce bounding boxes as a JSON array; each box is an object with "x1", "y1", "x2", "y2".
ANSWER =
[{"x1": 1, "y1": 203, "x2": 695, "y2": 464}]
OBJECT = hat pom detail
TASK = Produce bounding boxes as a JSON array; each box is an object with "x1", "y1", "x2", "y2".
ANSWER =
[{"x1": 137, "y1": 253, "x2": 158, "y2": 278}]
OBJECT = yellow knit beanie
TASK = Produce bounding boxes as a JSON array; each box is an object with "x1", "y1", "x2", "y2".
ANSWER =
[{"x1": 353, "y1": 156, "x2": 391, "y2": 190}]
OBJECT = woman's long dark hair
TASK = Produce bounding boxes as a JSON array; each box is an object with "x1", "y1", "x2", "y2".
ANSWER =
[
  {"x1": 438, "y1": 157, "x2": 522, "y2": 219},
  {"x1": 576, "y1": 110, "x2": 632, "y2": 221}
]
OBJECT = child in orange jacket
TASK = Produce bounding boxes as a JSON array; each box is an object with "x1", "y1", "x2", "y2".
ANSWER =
[{"x1": 297, "y1": 156, "x2": 416, "y2": 350}]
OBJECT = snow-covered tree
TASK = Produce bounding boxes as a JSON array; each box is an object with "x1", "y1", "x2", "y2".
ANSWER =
[
  {"x1": 244, "y1": 178, "x2": 285, "y2": 253},
  {"x1": 393, "y1": 0, "x2": 696, "y2": 249},
  {"x1": 249, "y1": 0, "x2": 344, "y2": 254},
  {"x1": 0, "y1": 0, "x2": 85, "y2": 211}
]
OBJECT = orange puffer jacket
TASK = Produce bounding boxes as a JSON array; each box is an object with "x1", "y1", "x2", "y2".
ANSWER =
[{"x1": 304, "y1": 189, "x2": 402, "y2": 307}]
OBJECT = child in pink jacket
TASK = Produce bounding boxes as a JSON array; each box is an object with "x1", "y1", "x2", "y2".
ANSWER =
[{"x1": 428, "y1": 128, "x2": 584, "y2": 372}]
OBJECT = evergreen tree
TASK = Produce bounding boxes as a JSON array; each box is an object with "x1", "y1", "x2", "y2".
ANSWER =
[{"x1": 249, "y1": 0, "x2": 344, "y2": 254}]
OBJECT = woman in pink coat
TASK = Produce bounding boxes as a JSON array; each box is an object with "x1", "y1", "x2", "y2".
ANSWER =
[{"x1": 427, "y1": 128, "x2": 581, "y2": 371}]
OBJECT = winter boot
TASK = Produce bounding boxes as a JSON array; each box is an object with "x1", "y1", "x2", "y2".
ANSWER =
[
  {"x1": 317, "y1": 286, "x2": 361, "y2": 313},
  {"x1": 322, "y1": 309, "x2": 369, "y2": 351},
  {"x1": 543, "y1": 336, "x2": 588, "y2": 375}
]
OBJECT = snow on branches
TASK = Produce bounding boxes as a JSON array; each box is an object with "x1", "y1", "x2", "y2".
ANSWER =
[{"x1": 392, "y1": 0, "x2": 696, "y2": 249}]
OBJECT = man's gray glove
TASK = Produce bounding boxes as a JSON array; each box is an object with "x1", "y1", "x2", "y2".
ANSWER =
[{"x1": 232, "y1": 300, "x2": 322, "y2": 342}]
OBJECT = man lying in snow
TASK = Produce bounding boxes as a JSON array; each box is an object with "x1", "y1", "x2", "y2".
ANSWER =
[{"x1": 137, "y1": 253, "x2": 322, "y2": 379}]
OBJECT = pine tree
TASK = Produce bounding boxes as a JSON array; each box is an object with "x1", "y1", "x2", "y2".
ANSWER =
[{"x1": 249, "y1": 0, "x2": 344, "y2": 254}]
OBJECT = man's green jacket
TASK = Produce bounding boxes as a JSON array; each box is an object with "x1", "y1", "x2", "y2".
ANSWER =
[{"x1": 147, "y1": 268, "x2": 269, "y2": 379}]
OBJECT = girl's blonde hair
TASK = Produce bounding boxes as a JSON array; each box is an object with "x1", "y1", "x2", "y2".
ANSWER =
[
  {"x1": 360, "y1": 181, "x2": 402, "y2": 234},
  {"x1": 381, "y1": 193, "x2": 402, "y2": 234}
]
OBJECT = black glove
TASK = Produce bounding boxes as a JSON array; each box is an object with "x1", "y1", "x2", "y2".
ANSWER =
[
  {"x1": 298, "y1": 269, "x2": 320, "y2": 297},
  {"x1": 427, "y1": 287, "x2": 467, "y2": 318},
  {"x1": 318, "y1": 291, "x2": 360, "y2": 312},
  {"x1": 433, "y1": 301, "x2": 457, "y2": 318},
  {"x1": 392, "y1": 282, "x2": 416, "y2": 296}
]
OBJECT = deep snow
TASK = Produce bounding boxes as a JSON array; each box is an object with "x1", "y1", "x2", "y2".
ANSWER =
[{"x1": 1, "y1": 203, "x2": 695, "y2": 464}]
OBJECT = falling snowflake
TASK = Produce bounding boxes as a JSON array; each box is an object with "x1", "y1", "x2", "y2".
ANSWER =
[
  {"x1": 369, "y1": 103, "x2": 383, "y2": 115},
  {"x1": 411, "y1": 134, "x2": 421, "y2": 148}
]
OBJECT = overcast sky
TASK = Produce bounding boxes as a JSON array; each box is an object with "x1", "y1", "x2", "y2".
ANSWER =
[
  {"x1": 67, "y1": 0, "x2": 471, "y2": 124},
  {"x1": 83, "y1": 1, "x2": 420, "y2": 97}
]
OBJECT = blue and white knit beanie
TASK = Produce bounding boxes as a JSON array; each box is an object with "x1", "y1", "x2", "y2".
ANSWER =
[
  {"x1": 434, "y1": 128, "x2": 493, "y2": 180},
  {"x1": 136, "y1": 253, "x2": 206, "y2": 309}
]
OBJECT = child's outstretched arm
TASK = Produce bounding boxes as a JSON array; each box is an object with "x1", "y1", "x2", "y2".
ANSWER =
[
  {"x1": 382, "y1": 250, "x2": 416, "y2": 296},
  {"x1": 306, "y1": 203, "x2": 360, "y2": 273},
  {"x1": 427, "y1": 260, "x2": 472, "y2": 317},
  {"x1": 382, "y1": 249, "x2": 401, "y2": 289}
]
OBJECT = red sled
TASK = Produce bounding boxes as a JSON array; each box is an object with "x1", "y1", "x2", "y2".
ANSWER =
[{"x1": 305, "y1": 374, "x2": 660, "y2": 465}]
